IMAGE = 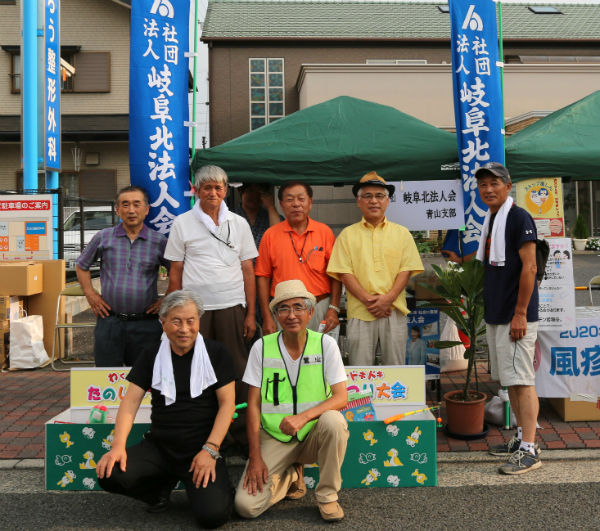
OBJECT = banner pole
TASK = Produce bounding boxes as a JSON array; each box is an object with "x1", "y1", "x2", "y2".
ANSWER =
[
  {"x1": 498, "y1": 0, "x2": 511, "y2": 431},
  {"x1": 190, "y1": 0, "x2": 200, "y2": 208}
]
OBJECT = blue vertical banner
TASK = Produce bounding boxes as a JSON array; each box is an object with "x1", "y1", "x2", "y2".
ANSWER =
[
  {"x1": 130, "y1": 0, "x2": 191, "y2": 235},
  {"x1": 44, "y1": 0, "x2": 61, "y2": 171},
  {"x1": 449, "y1": 0, "x2": 504, "y2": 255}
]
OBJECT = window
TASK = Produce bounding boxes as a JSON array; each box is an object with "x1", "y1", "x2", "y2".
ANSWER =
[
  {"x1": 249, "y1": 58, "x2": 285, "y2": 131},
  {"x1": 527, "y1": 6, "x2": 562, "y2": 14},
  {"x1": 10, "y1": 53, "x2": 20, "y2": 93},
  {"x1": 437, "y1": 5, "x2": 449, "y2": 13},
  {"x1": 8, "y1": 50, "x2": 107, "y2": 94}
]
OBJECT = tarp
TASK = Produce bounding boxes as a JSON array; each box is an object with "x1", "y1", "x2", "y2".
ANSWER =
[
  {"x1": 506, "y1": 91, "x2": 600, "y2": 181},
  {"x1": 193, "y1": 96, "x2": 461, "y2": 184}
]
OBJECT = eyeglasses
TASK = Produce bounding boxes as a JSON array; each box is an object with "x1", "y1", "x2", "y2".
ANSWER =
[
  {"x1": 359, "y1": 193, "x2": 388, "y2": 201},
  {"x1": 276, "y1": 305, "x2": 308, "y2": 317}
]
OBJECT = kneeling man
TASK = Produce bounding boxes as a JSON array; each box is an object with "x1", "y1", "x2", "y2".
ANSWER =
[
  {"x1": 97, "y1": 290, "x2": 237, "y2": 529},
  {"x1": 235, "y1": 280, "x2": 349, "y2": 522}
]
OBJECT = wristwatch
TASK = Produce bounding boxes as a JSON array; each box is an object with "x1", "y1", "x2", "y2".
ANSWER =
[
  {"x1": 329, "y1": 304, "x2": 340, "y2": 314},
  {"x1": 202, "y1": 444, "x2": 221, "y2": 460}
]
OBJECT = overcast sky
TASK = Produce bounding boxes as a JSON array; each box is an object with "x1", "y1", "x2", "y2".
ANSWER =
[{"x1": 188, "y1": 0, "x2": 600, "y2": 148}]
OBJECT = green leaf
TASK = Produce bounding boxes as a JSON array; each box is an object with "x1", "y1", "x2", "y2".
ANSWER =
[{"x1": 434, "y1": 340, "x2": 465, "y2": 349}]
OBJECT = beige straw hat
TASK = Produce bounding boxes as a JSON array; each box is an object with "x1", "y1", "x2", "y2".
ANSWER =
[{"x1": 269, "y1": 280, "x2": 317, "y2": 314}]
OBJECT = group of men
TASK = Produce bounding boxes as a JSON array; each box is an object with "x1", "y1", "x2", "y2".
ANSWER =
[{"x1": 79, "y1": 161, "x2": 541, "y2": 528}]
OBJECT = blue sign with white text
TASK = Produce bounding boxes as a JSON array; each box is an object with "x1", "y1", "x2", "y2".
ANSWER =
[
  {"x1": 449, "y1": 0, "x2": 505, "y2": 255},
  {"x1": 45, "y1": 0, "x2": 61, "y2": 171},
  {"x1": 26, "y1": 222, "x2": 47, "y2": 235},
  {"x1": 130, "y1": 0, "x2": 191, "y2": 235}
]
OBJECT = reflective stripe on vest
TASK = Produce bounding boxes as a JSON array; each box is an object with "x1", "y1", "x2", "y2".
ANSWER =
[{"x1": 260, "y1": 330, "x2": 330, "y2": 442}]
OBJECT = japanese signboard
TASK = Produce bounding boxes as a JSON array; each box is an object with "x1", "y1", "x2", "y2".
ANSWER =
[
  {"x1": 535, "y1": 317, "x2": 600, "y2": 398},
  {"x1": 345, "y1": 366, "x2": 426, "y2": 406},
  {"x1": 538, "y1": 238, "x2": 576, "y2": 331},
  {"x1": 516, "y1": 178, "x2": 564, "y2": 238},
  {"x1": 70, "y1": 368, "x2": 151, "y2": 408},
  {"x1": 44, "y1": 0, "x2": 61, "y2": 171},
  {"x1": 386, "y1": 180, "x2": 464, "y2": 231},
  {"x1": 449, "y1": 0, "x2": 504, "y2": 254},
  {"x1": 130, "y1": 0, "x2": 191, "y2": 235},
  {"x1": 0, "y1": 196, "x2": 53, "y2": 260},
  {"x1": 406, "y1": 309, "x2": 441, "y2": 380}
]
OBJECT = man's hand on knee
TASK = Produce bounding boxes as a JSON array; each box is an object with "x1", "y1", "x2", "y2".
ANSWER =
[
  {"x1": 243, "y1": 456, "x2": 269, "y2": 496},
  {"x1": 279, "y1": 414, "x2": 308, "y2": 437},
  {"x1": 96, "y1": 447, "x2": 127, "y2": 479}
]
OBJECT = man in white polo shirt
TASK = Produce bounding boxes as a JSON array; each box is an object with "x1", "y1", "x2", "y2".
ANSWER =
[{"x1": 165, "y1": 165, "x2": 258, "y2": 454}]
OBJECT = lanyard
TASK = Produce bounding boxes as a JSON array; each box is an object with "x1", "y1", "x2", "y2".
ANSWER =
[
  {"x1": 289, "y1": 232, "x2": 309, "y2": 263},
  {"x1": 210, "y1": 222, "x2": 233, "y2": 249}
]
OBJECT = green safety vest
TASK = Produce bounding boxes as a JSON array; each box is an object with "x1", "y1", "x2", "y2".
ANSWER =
[{"x1": 260, "y1": 330, "x2": 330, "y2": 442}]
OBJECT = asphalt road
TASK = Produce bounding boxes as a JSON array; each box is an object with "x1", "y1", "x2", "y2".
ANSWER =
[{"x1": 2, "y1": 455, "x2": 600, "y2": 531}]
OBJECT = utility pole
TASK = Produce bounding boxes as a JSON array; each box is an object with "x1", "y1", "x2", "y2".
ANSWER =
[{"x1": 22, "y1": 0, "x2": 38, "y2": 189}]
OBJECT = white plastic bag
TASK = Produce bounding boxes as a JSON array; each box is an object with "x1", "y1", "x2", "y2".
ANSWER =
[
  {"x1": 439, "y1": 317, "x2": 468, "y2": 373},
  {"x1": 10, "y1": 310, "x2": 49, "y2": 369},
  {"x1": 484, "y1": 394, "x2": 518, "y2": 428}
]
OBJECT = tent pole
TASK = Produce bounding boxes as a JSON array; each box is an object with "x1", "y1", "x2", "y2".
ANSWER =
[{"x1": 190, "y1": 0, "x2": 200, "y2": 208}]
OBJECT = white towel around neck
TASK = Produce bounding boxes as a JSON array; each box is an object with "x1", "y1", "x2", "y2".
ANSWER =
[
  {"x1": 476, "y1": 196, "x2": 514, "y2": 266},
  {"x1": 151, "y1": 333, "x2": 217, "y2": 406},
  {"x1": 192, "y1": 200, "x2": 229, "y2": 234}
]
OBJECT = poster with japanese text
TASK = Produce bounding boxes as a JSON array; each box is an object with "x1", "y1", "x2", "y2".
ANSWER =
[
  {"x1": 449, "y1": 0, "x2": 504, "y2": 254},
  {"x1": 130, "y1": 0, "x2": 191, "y2": 235},
  {"x1": 386, "y1": 181, "x2": 464, "y2": 231},
  {"x1": 516, "y1": 178, "x2": 564, "y2": 238},
  {"x1": 70, "y1": 368, "x2": 151, "y2": 408},
  {"x1": 0, "y1": 196, "x2": 53, "y2": 260},
  {"x1": 406, "y1": 309, "x2": 441, "y2": 380},
  {"x1": 535, "y1": 319, "x2": 600, "y2": 398},
  {"x1": 345, "y1": 366, "x2": 426, "y2": 406},
  {"x1": 538, "y1": 238, "x2": 576, "y2": 331},
  {"x1": 44, "y1": 0, "x2": 61, "y2": 171}
]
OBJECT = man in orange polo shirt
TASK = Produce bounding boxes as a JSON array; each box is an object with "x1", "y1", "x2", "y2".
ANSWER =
[{"x1": 255, "y1": 181, "x2": 342, "y2": 335}]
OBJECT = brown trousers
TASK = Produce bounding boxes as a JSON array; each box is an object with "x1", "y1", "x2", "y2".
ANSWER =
[{"x1": 200, "y1": 304, "x2": 249, "y2": 447}]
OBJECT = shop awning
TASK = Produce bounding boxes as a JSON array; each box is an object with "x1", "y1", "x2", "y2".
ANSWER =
[
  {"x1": 506, "y1": 91, "x2": 600, "y2": 181},
  {"x1": 192, "y1": 96, "x2": 461, "y2": 184}
]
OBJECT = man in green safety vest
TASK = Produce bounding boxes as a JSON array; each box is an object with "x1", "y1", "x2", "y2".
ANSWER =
[{"x1": 235, "y1": 279, "x2": 349, "y2": 522}]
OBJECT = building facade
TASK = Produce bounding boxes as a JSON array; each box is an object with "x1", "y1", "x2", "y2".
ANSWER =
[
  {"x1": 0, "y1": 0, "x2": 131, "y2": 198},
  {"x1": 202, "y1": 1, "x2": 600, "y2": 234}
]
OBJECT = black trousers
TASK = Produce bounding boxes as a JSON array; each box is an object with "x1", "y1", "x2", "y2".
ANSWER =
[
  {"x1": 97, "y1": 438, "x2": 233, "y2": 529},
  {"x1": 94, "y1": 314, "x2": 163, "y2": 367}
]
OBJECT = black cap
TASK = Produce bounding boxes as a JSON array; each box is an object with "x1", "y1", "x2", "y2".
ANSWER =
[{"x1": 474, "y1": 162, "x2": 511, "y2": 181}]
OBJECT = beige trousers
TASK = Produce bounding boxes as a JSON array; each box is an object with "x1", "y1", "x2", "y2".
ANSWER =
[
  {"x1": 347, "y1": 309, "x2": 408, "y2": 366},
  {"x1": 234, "y1": 410, "x2": 349, "y2": 518},
  {"x1": 276, "y1": 296, "x2": 331, "y2": 333}
]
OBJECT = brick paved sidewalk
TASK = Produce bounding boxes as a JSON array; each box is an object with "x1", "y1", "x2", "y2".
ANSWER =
[
  {"x1": 429, "y1": 362, "x2": 600, "y2": 452},
  {"x1": 2, "y1": 363, "x2": 600, "y2": 459}
]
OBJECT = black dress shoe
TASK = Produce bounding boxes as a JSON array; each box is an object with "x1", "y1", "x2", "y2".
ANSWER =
[{"x1": 146, "y1": 480, "x2": 178, "y2": 513}]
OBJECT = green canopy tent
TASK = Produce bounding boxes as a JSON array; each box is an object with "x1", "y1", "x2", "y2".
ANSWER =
[
  {"x1": 193, "y1": 96, "x2": 461, "y2": 184},
  {"x1": 506, "y1": 91, "x2": 600, "y2": 181}
]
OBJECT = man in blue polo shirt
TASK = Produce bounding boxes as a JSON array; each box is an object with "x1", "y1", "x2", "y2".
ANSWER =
[
  {"x1": 443, "y1": 162, "x2": 541, "y2": 475},
  {"x1": 76, "y1": 186, "x2": 170, "y2": 367}
]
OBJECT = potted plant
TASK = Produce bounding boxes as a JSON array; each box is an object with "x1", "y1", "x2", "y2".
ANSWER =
[
  {"x1": 572, "y1": 214, "x2": 589, "y2": 251},
  {"x1": 419, "y1": 260, "x2": 488, "y2": 437},
  {"x1": 158, "y1": 266, "x2": 168, "y2": 280}
]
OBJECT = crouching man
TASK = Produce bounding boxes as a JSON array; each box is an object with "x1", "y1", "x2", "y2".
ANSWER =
[
  {"x1": 235, "y1": 280, "x2": 349, "y2": 522},
  {"x1": 96, "y1": 290, "x2": 237, "y2": 529}
]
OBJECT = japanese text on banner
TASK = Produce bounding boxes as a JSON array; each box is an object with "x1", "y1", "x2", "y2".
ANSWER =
[
  {"x1": 45, "y1": 0, "x2": 61, "y2": 171},
  {"x1": 130, "y1": 0, "x2": 191, "y2": 235},
  {"x1": 449, "y1": 0, "x2": 505, "y2": 253}
]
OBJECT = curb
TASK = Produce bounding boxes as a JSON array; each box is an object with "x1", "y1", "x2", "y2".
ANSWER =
[{"x1": 5, "y1": 449, "x2": 600, "y2": 470}]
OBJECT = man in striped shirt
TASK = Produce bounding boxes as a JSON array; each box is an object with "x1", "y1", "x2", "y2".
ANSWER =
[{"x1": 76, "y1": 186, "x2": 170, "y2": 367}]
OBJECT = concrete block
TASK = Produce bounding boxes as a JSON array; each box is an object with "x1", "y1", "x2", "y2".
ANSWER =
[
  {"x1": 15, "y1": 459, "x2": 44, "y2": 469},
  {"x1": 332, "y1": 186, "x2": 356, "y2": 200},
  {"x1": 311, "y1": 186, "x2": 333, "y2": 201},
  {"x1": 317, "y1": 204, "x2": 362, "y2": 226},
  {"x1": 0, "y1": 460, "x2": 20, "y2": 469}
]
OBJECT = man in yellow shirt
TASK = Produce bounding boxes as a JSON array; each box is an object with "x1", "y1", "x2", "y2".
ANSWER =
[{"x1": 327, "y1": 173, "x2": 424, "y2": 365}]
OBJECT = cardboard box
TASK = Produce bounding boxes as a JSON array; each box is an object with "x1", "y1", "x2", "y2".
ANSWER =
[
  {"x1": 549, "y1": 398, "x2": 600, "y2": 422},
  {"x1": 0, "y1": 263, "x2": 43, "y2": 296},
  {"x1": 408, "y1": 271, "x2": 447, "y2": 304}
]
